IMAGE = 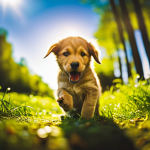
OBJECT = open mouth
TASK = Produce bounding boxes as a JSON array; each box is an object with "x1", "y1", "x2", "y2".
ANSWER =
[{"x1": 69, "y1": 72, "x2": 81, "y2": 83}]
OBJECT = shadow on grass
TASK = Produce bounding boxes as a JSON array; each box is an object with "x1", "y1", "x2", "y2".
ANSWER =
[{"x1": 60, "y1": 115, "x2": 136, "y2": 150}]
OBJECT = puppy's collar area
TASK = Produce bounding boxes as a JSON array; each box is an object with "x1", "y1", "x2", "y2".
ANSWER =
[{"x1": 69, "y1": 72, "x2": 80, "y2": 83}]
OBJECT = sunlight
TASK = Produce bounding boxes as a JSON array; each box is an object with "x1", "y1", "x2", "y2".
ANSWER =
[
  {"x1": 0, "y1": 0, "x2": 22, "y2": 16},
  {"x1": 0, "y1": 0, "x2": 21, "y2": 8},
  {"x1": 64, "y1": 29, "x2": 82, "y2": 37},
  {"x1": 58, "y1": 27, "x2": 88, "y2": 40}
]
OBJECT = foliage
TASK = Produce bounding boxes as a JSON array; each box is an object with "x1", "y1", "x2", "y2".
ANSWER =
[
  {"x1": 126, "y1": 0, "x2": 150, "y2": 37},
  {"x1": 83, "y1": 0, "x2": 150, "y2": 88},
  {"x1": 94, "y1": 58, "x2": 116, "y2": 92},
  {"x1": 88, "y1": 0, "x2": 150, "y2": 55},
  {"x1": 83, "y1": 0, "x2": 127, "y2": 89},
  {"x1": 0, "y1": 28, "x2": 53, "y2": 97},
  {"x1": 0, "y1": 88, "x2": 62, "y2": 118},
  {"x1": 100, "y1": 77, "x2": 150, "y2": 121}
]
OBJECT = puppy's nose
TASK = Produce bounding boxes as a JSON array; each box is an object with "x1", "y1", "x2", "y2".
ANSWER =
[{"x1": 71, "y1": 62, "x2": 79, "y2": 70}]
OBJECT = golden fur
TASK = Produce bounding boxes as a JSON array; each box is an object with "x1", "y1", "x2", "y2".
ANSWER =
[{"x1": 44, "y1": 37, "x2": 101, "y2": 119}]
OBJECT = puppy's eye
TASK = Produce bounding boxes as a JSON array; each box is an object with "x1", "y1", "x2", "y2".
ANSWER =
[
  {"x1": 81, "y1": 52, "x2": 86, "y2": 56},
  {"x1": 63, "y1": 52, "x2": 70, "y2": 56}
]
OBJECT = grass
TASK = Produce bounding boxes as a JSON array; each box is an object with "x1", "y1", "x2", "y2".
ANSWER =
[
  {"x1": 0, "y1": 77, "x2": 150, "y2": 150},
  {"x1": 100, "y1": 78, "x2": 150, "y2": 122},
  {"x1": 0, "y1": 86, "x2": 62, "y2": 118}
]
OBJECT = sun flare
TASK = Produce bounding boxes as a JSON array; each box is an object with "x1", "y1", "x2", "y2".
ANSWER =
[
  {"x1": 0, "y1": 0, "x2": 22, "y2": 16},
  {"x1": 0, "y1": 0, "x2": 21, "y2": 7}
]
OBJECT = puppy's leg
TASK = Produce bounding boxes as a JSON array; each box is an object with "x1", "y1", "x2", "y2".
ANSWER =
[
  {"x1": 81, "y1": 88, "x2": 99, "y2": 119},
  {"x1": 57, "y1": 88, "x2": 73, "y2": 112},
  {"x1": 95, "y1": 100, "x2": 100, "y2": 116}
]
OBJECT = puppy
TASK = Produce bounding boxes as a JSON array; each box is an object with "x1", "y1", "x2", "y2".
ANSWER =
[{"x1": 44, "y1": 37, "x2": 101, "y2": 119}]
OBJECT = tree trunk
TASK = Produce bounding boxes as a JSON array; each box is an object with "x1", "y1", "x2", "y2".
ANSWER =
[
  {"x1": 109, "y1": 0, "x2": 132, "y2": 79},
  {"x1": 118, "y1": 0, "x2": 144, "y2": 79},
  {"x1": 132, "y1": 0, "x2": 150, "y2": 64}
]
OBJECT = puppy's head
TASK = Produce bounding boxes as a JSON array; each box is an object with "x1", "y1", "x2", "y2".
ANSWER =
[{"x1": 44, "y1": 37, "x2": 101, "y2": 83}]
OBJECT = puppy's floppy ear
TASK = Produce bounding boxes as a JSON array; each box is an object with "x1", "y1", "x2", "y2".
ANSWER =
[
  {"x1": 44, "y1": 43, "x2": 58, "y2": 58},
  {"x1": 88, "y1": 43, "x2": 101, "y2": 64}
]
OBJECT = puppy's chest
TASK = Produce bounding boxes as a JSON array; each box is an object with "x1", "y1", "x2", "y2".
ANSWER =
[{"x1": 67, "y1": 86, "x2": 85, "y2": 103}]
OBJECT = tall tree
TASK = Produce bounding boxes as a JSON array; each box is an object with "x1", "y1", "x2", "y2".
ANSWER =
[
  {"x1": 109, "y1": 0, "x2": 132, "y2": 78},
  {"x1": 118, "y1": 0, "x2": 144, "y2": 79},
  {"x1": 132, "y1": 0, "x2": 150, "y2": 64}
]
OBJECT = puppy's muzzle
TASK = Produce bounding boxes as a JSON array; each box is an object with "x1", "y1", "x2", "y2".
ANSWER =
[
  {"x1": 69, "y1": 62, "x2": 80, "y2": 83},
  {"x1": 71, "y1": 62, "x2": 79, "y2": 70}
]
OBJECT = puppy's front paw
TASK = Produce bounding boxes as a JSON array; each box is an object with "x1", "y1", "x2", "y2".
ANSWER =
[{"x1": 57, "y1": 94, "x2": 73, "y2": 111}]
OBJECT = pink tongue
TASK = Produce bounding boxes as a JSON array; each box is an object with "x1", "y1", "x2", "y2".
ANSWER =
[{"x1": 70, "y1": 72, "x2": 80, "y2": 81}]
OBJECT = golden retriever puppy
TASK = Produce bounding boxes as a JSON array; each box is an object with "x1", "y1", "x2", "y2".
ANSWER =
[{"x1": 44, "y1": 37, "x2": 101, "y2": 119}]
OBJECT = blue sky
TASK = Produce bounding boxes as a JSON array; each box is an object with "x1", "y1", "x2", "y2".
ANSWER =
[{"x1": 0, "y1": 0, "x2": 99, "y2": 90}]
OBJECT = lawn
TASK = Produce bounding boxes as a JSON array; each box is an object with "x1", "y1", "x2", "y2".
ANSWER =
[{"x1": 0, "y1": 77, "x2": 150, "y2": 150}]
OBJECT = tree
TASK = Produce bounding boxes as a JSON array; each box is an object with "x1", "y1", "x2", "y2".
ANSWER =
[
  {"x1": 109, "y1": 0, "x2": 132, "y2": 78},
  {"x1": 82, "y1": 0, "x2": 133, "y2": 84},
  {"x1": 118, "y1": 0, "x2": 144, "y2": 79},
  {"x1": 82, "y1": 0, "x2": 149, "y2": 86},
  {"x1": 0, "y1": 28, "x2": 54, "y2": 97},
  {"x1": 132, "y1": 0, "x2": 150, "y2": 63},
  {"x1": 94, "y1": 10, "x2": 122, "y2": 89}
]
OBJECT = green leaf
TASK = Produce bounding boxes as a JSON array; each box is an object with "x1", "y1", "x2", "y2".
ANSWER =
[{"x1": 112, "y1": 79, "x2": 122, "y2": 84}]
